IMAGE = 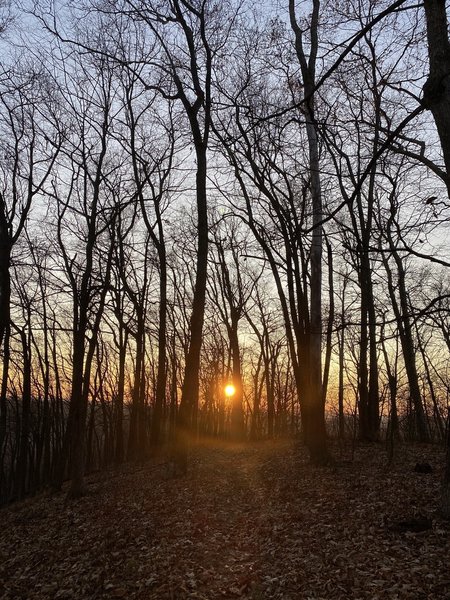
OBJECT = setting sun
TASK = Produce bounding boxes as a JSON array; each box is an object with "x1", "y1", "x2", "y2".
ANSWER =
[{"x1": 224, "y1": 384, "x2": 236, "y2": 397}]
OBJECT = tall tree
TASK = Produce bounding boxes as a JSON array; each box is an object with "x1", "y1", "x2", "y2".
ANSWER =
[
  {"x1": 423, "y1": 0, "x2": 450, "y2": 189},
  {"x1": 50, "y1": 52, "x2": 119, "y2": 497},
  {"x1": 120, "y1": 69, "x2": 176, "y2": 450},
  {"x1": 114, "y1": 0, "x2": 236, "y2": 472},
  {"x1": 208, "y1": 216, "x2": 257, "y2": 440},
  {"x1": 289, "y1": 0, "x2": 328, "y2": 462},
  {"x1": 142, "y1": 0, "x2": 213, "y2": 472},
  {"x1": 0, "y1": 68, "x2": 62, "y2": 490}
]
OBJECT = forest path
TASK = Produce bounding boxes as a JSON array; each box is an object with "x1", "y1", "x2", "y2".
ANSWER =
[
  {"x1": 163, "y1": 441, "x2": 276, "y2": 597},
  {"x1": 1, "y1": 440, "x2": 450, "y2": 599}
]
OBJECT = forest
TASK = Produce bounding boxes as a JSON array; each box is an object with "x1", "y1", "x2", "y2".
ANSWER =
[{"x1": 0, "y1": 0, "x2": 450, "y2": 515}]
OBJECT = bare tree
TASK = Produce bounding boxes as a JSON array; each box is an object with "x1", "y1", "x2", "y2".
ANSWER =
[
  {"x1": 119, "y1": 67, "x2": 177, "y2": 450},
  {"x1": 208, "y1": 215, "x2": 257, "y2": 440},
  {"x1": 0, "y1": 67, "x2": 62, "y2": 493},
  {"x1": 288, "y1": 0, "x2": 329, "y2": 462},
  {"x1": 423, "y1": 0, "x2": 450, "y2": 190},
  {"x1": 48, "y1": 50, "x2": 120, "y2": 497}
]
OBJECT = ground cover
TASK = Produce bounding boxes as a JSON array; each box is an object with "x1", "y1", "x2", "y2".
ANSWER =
[{"x1": 1, "y1": 440, "x2": 449, "y2": 599}]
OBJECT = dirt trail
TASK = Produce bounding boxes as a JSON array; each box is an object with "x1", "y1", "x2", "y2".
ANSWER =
[{"x1": 1, "y1": 440, "x2": 449, "y2": 599}]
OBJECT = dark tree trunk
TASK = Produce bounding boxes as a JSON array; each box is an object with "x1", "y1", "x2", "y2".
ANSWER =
[
  {"x1": 382, "y1": 232, "x2": 430, "y2": 443},
  {"x1": 338, "y1": 328, "x2": 345, "y2": 440},
  {"x1": 392, "y1": 257, "x2": 429, "y2": 443},
  {"x1": 128, "y1": 314, "x2": 146, "y2": 461},
  {"x1": 250, "y1": 355, "x2": 264, "y2": 441},
  {"x1": 150, "y1": 244, "x2": 167, "y2": 450},
  {"x1": 415, "y1": 324, "x2": 445, "y2": 441},
  {"x1": 64, "y1": 326, "x2": 88, "y2": 497},
  {"x1": 289, "y1": 0, "x2": 328, "y2": 464},
  {"x1": 229, "y1": 320, "x2": 245, "y2": 441},
  {"x1": 380, "y1": 328, "x2": 400, "y2": 441},
  {"x1": 265, "y1": 359, "x2": 275, "y2": 440},
  {"x1": 358, "y1": 255, "x2": 379, "y2": 441},
  {"x1": 322, "y1": 241, "x2": 335, "y2": 407},
  {"x1": 15, "y1": 328, "x2": 31, "y2": 500},
  {"x1": 173, "y1": 144, "x2": 209, "y2": 473},
  {"x1": 115, "y1": 327, "x2": 127, "y2": 465},
  {"x1": 0, "y1": 227, "x2": 11, "y2": 469},
  {"x1": 423, "y1": 0, "x2": 450, "y2": 189},
  {"x1": 442, "y1": 409, "x2": 450, "y2": 519}
]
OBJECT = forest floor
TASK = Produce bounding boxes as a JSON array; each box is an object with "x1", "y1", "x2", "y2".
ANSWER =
[{"x1": 1, "y1": 439, "x2": 450, "y2": 600}]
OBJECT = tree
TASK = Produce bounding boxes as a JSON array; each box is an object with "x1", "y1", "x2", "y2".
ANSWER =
[
  {"x1": 423, "y1": 0, "x2": 450, "y2": 189},
  {"x1": 208, "y1": 215, "x2": 256, "y2": 440},
  {"x1": 111, "y1": 0, "x2": 220, "y2": 473},
  {"x1": 49, "y1": 50, "x2": 119, "y2": 497},
  {"x1": 119, "y1": 68, "x2": 176, "y2": 451},
  {"x1": 213, "y1": 30, "x2": 331, "y2": 460},
  {"x1": 0, "y1": 67, "x2": 62, "y2": 494},
  {"x1": 443, "y1": 408, "x2": 450, "y2": 519},
  {"x1": 245, "y1": 284, "x2": 285, "y2": 439},
  {"x1": 380, "y1": 213, "x2": 430, "y2": 442},
  {"x1": 288, "y1": 0, "x2": 329, "y2": 462}
]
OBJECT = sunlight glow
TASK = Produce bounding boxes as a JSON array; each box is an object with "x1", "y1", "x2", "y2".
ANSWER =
[{"x1": 224, "y1": 384, "x2": 236, "y2": 397}]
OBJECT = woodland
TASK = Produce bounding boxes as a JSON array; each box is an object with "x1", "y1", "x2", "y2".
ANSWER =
[
  {"x1": 1, "y1": 0, "x2": 450, "y2": 580},
  {"x1": 2, "y1": 0, "x2": 450, "y2": 597}
]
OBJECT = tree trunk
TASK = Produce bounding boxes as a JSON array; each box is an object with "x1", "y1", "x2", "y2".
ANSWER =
[
  {"x1": 115, "y1": 327, "x2": 127, "y2": 465},
  {"x1": 128, "y1": 315, "x2": 145, "y2": 461},
  {"x1": 66, "y1": 327, "x2": 88, "y2": 498},
  {"x1": 322, "y1": 240, "x2": 335, "y2": 407},
  {"x1": 150, "y1": 244, "x2": 167, "y2": 450},
  {"x1": 250, "y1": 355, "x2": 264, "y2": 441},
  {"x1": 423, "y1": 0, "x2": 450, "y2": 189},
  {"x1": 338, "y1": 328, "x2": 345, "y2": 440},
  {"x1": 358, "y1": 254, "x2": 379, "y2": 441},
  {"x1": 15, "y1": 327, "x2": 31, "y2": 500},
  {"x1": 173, "y1": 144, "x2": 208, "y2": 473},
  {"x1": 229, "y1": 321, "x2": 245, "y2": 441},
  {"x1": 380, "y1": 329, "x2": 400, "y2": 441},
  {"x1": 289, "y1": 0, "x2": 328, "y2": 464},
  {"x1": 265, "y1": 359, "x2": 275, "y2": 440},
  {"x1": 305, "y1": 113, "x2": 327, "y2": 461},
  {"x1": 382, "y1": 236, "x2": 430, "y2": 443},
  {"x1": 416, "y1": 325, "x2": 445, "y2": 441},
  {"x1": 0, "y1": 231, "x2": 11, "y2": 469},
  {"x1": 442, "y1": 409, "x2": 450, "y2": 519}
]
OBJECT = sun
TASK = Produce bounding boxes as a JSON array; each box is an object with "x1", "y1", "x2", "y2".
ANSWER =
[{"x1": 224, "y1": 384, "x2": 236, "y2": 397}]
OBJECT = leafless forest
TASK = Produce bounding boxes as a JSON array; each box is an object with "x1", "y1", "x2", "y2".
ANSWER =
[{"x1": 0, "y1": 0, "x2": 450, "y2": 511}]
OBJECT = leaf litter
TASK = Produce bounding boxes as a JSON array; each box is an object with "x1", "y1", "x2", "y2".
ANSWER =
[{"x1": 0, "y1": 440, "x2": 449, "y2": 599}]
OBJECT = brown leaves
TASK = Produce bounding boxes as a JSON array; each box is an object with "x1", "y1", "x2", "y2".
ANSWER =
[{"x1": 0, "y1": 441, "x2": 449, "y2": 599}]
